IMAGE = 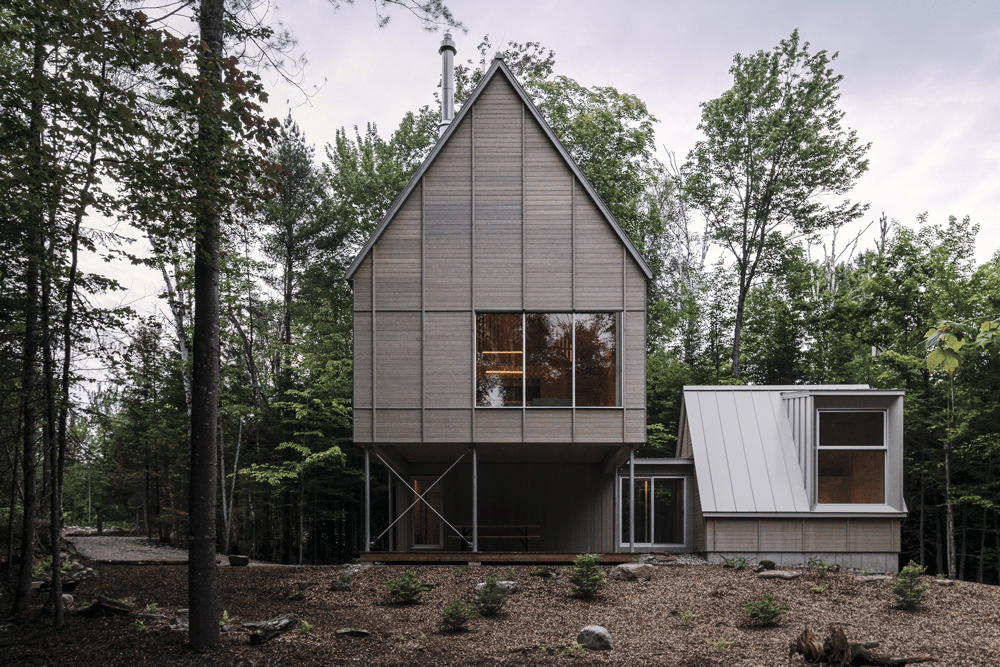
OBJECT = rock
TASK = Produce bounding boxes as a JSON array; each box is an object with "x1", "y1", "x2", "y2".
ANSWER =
[
  {"x1": 329, "y1": 580, "x2": 353, "y2": 592},
  {"x1": 856, "y1": 575, "x2": 892, "y2": 583},
  {"x1": 169, "y1": 616, "x2": 189, "y2": 632},
  {"x1": 62, "y1": 594, "x2": 73, "y2": 606},
  {"x1": 336, "y1": 627, "x2": 370, "y2": 637},
  {"x1": 577, "y1": 625, "x2": 613, "y2": 651},
  {"x1": 62, "y1": 578, "x2": 81, "y2": 592},
  {"x1": 344, "y1": 563, "x2": 371, "y2": 577},
  {"x1": 475, "y1": 580, "x2": 518, "y2": 595},
  {"x1": 636, "y1": 554, "x2": 657, "y2": 565},
  {"x1": 82, "y1": 595, "x2": 132, "y2": 617},
  {"x1": 245, "y1": 615, "x2": 297, "y2": 644},
  {"x1": 287, "y1": 590, "x2": 305, "y2": 601},
  {"x1": 758, "y1": 570, "x2": 802, "y2": 580},
  {"x1": 610, "y1": 563, "x2": 654, "y2": 581},
  {"x1": 228, "y1": 554, "x2": 250, "y2": 567},
  {"x1": 933, "y1": 578, "x2": 955, "y2": 587},
  {"x1": 759, "y1": 559, "x2": 777, "y2": 570}
]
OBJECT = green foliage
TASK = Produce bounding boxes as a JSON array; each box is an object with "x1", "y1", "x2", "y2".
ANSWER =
[
  {"x1": 568, "y1": 553, "x2": 606, "y2": 599},
  {"x1": 684, "y1": 29, "x2": 870, "y2": 377},
  {"x1": 562, "y1": 641, "x2": 585, "y2": 656},
  {"x1": 678, "y1": 611, "x2": 699, "y2": 623},
  {"x1": 809, "y1": 585, "x2": 826, "y2": 594},
  {"x1": 808, "y1": 556, "x2": 835, "y2": 578},
  {"x1": 704, "y1": 638, "x2": 732, "y2": 650},
  {"x1": 385, "y1": 570, "x2": 432, "y2": 604},
  {"x1": 892, "y1": 561, "x2": 930, "y2": 611},
  {"x1": 220, "y1": 609, "x2": 239, "y2": 626},
  {"x1": 299, "y1": 620, "x2": 313, "y2": 634},
  {"x1": 722, "y1": 556, "x2": 747, "y2": 571},
  {"x1": 744, "y1": 592, "x2": 789, "y2": 626},
  {"x1": 475, "y1": 577, "x2": 506, "y2": 618},
  {"x1": 441, "y1": 597, "x2": 476, "y2": 632}
]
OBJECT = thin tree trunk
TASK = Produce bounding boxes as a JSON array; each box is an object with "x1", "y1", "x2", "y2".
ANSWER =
[
  {"x1": 41, "y1": 236, "x2": 64, "y2": 627},
  {"x1": 945, "y1": 377, "x2": 957, "y2": 578},
  {"x1": 188, "y1": 0, "x2": 224, "y2": 647}
]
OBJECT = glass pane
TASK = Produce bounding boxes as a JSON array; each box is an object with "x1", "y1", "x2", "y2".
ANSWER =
[
  {"x1": 413, "y1": 480, "x2": 442, "y2": 546},
  {"x1": 621, "y1": 478, "x2": 651, "y2": 544},
  {"x1": 818, "y1": 450, "x2": 885, "y2": 503},
  {"x1": 575, "y1": 313, "x2": 617, "y2": 406},
  {"x1": 819, "y1": 411, "x2": 884, "y2": 447},
  {"x1": 477, "y1": 314, "x2": 523, "y2": 407},
  {"x1": 653, "y1": 478, "x2": 684, "y2": 544},
  {"x1": 525, "y1": 314, "x2": 573, "y2": 406}
]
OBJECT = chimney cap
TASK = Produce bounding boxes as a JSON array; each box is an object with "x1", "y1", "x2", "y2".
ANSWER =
[{"x1": 439, "y1": 33, "x2": 456, "y2": 55}]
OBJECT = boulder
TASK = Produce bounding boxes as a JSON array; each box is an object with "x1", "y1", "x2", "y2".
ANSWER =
[
  {"x1": 577, "y1": 625, "x2": 613, "y2": 651},
  {"x1": 758, "y1": 559, "x2": 777, "y2": 570},
  {"x1": 758, "y1": 570, "x2": 801, "y2": 580},
  {"x1": 933, "y1": 578, "x2": 955, "y2": 587},
  {"x1": 610, "y1": 563, "x2": 654, "y2": 581},
  {"x1": 329, "y1": 580, "x2": 353, "y2": 591},
  {"x1": 475, "y1": 580, "x2": 518, "y2": 595},
  {"x1": 636, "y1": 553, "x2": 657, "y2": 565},
  {"x1": 228, "y1": 554, "x2": 250, "y2": 567},
  {"x1": 336, "y1": 627, "x2": 370, "y2": 637}
]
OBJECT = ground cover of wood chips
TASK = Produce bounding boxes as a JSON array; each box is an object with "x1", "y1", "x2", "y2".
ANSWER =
[{"x1": 2, "y1": 558, "x2": 998, "y2": 666}]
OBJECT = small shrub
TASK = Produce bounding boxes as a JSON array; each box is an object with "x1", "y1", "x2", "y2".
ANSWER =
[
  {"x1": 744, "y1": 592, "x2": 788, "y2": 627},
  {"x1": 385, "y1": 570, "x2": 432, "y2": 604},
  {"x1": 299, "y1": 620, "x2": 313, "y2": 634},
  {"x1": 678, "y1": 610, "x2": 699, "y2": 623},
  {"x1": 809, "y1": 584, "x2": 825, "y2": 594},
  {"x1": 441, "y1": 598, "x2": 476, "y2": 632},
  {"x1": 220, "y1": 609, "x2": 239, "y2": 626},
  {"x1": 892, "y1": 560, "x2": 930, "y2": 611},
  {"x1": 568, "y1": 553, "x2": 606, "y2": 599},
  {"x1": 563, "y1": 641, "x2": 585, "y2": 656},
  {"x1": 476, "y1": 577, "x2": 506, "y2": 617},
  {"x1": 808, "y1": 556, "x2": 835, "y2": 578},
  {"x1": 704, "y1": 637, "x2": 731, "y2": 650},
  {"x1": 722, "y1": 556, "x2": 747, "y2": 571}
]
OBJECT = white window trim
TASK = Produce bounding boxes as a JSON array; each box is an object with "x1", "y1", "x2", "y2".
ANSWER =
[
  {"x1": 617, "y1": 475, "x2": 686, "y2": 548},
  {"x1": 815, "y1": 409, "x2": 888, "y2": 505}
]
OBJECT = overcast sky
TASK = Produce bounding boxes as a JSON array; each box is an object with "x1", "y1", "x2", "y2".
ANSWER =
[{"x1": 257, "y1": 0, "x2": 1000, "y2": 264}]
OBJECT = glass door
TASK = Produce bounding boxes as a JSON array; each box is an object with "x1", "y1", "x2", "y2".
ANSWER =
[{"x1": 412, "y1": 478, "x2": 442, "y2": 548}]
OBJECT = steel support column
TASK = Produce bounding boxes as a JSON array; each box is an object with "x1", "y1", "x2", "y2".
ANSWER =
[
  {"x1": 472, "y1": 444, "x2": 478, "y2": 552},
  {"x1": 364, "y1": 446, "x2": 371, "y2": 552},
  {"x1": 629, "y1": 448, "x2": 635, "y2": 553}
]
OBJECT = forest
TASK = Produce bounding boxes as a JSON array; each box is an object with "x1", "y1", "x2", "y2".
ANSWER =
[{"x1": 2, "y1": 1, "x2": 999, "y2": 634}]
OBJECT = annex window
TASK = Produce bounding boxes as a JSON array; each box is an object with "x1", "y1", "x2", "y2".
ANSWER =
[
  {"x1": 476, "y1": 313, "x2": 619, "y2": 407},
  {"x1": 817, "y1": 411, "x2": 886, "y2": 504},
  {"x1": 620, "y1": 477, "x2": 684, "y2": 546}
]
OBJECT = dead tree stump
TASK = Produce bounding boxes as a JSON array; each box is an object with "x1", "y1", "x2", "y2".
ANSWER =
[{"x1": 790, "y1": 625, "x2": 936, "y2": 666}]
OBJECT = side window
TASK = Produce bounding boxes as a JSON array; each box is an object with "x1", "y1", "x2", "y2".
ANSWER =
[{"x1": 817, "y1": 411, "x2": 885, "y2": 504}]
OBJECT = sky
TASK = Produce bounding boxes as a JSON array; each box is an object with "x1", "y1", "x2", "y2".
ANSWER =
[
  {"x1": 259, "y1": 0, "x2": 1000, "y2": 262},
  {"x1": 101, "y1": 0, "x2": 1000, "y2": 315}
]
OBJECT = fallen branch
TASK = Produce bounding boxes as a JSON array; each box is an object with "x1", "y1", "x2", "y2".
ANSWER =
[
  {"x1": 244, "y1": 615, "x2": 297, "y2": 644},
  {"x1": 790, "y1": 626, "x2": 936, "y2": 666}
]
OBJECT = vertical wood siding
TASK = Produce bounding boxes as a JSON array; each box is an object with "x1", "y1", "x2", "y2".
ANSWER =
[
  {"x1": 473, "y1": 78, "x2": 523, "y2": 309},
  {"x1": 374, "y1": 194, "x2": 421, "y2": 310},
  {"x1": 353, "y1": 72, "x2": 647, "y2": 449},
  {"x1": 424, "y1": 117, "x2": 472, "y2": 310},
  {"x1": 523, "y1": 116, "x2": 572, "y2": 309},
  {"x1": 573, "y1": 179, "x2": 623, "y2": 309}
]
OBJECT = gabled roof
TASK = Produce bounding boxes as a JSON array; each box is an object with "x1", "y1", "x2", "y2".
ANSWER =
[{"x1": 345, "y1": 58, "x2": 654, "y2": 281}]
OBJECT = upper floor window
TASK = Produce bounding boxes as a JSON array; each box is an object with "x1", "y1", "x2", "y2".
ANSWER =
[
  {"x1": 817, "y1": 410, "x2": 885, "y2": 504},
  {"x1": 476, "y1": 313, "x2": 618, "y2": 407}
]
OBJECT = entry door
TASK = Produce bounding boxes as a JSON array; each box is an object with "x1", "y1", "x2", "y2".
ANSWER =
[{"x1": 412, "y1": 478, "x2": 442, "y2": 548}]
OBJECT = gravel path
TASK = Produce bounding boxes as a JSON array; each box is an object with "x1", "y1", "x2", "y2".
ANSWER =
[{"x1": 68, "y1": 536, "x2": 228, "y2": 564}]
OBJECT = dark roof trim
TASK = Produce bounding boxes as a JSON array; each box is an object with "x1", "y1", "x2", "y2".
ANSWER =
[{"x1": 345, "y1": 58, "x2": 654, "y2": 281}]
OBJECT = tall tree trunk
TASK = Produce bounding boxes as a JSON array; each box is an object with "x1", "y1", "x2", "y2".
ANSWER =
[
  {"x1": 41, "y1": 237, "x2": 64, "y2": 627},
  {"x1": 944, "y1": 377, "x2": 957, "y2": 578},
  {"x1": 188, "y1": 0, "x2": 224, "y2": 647}
]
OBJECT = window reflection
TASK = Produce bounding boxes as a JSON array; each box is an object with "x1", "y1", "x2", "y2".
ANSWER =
[
  {"x1": 476, "y1": 313, "x2": 619, "y2": 407},
  {"x1": 526, "y1": 314, "x2": 573, "y2": 406},
  {"x1": 476, "y1": 314, "x2": 523, "y2": 407}
]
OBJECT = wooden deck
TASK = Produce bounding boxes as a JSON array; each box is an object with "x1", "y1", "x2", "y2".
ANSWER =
[{"x1": 359, "y1": 551, "x2": 638, "y2": 564}]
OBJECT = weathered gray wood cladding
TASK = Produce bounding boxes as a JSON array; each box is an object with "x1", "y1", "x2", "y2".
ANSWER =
[{"x1": 352, "y1": 73, "x2": 647, "y2": 448}]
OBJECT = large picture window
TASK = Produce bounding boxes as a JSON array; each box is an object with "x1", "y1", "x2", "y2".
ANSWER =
[
  {"x1": 476, "y1": 313, "x2": 619, "y2": 407},
  {"x1": 620, "y1": 477, "x2": 684, "y2": 546},
  {"x1": 817, "y1": 411, "x2": 886, "y2": 504}
]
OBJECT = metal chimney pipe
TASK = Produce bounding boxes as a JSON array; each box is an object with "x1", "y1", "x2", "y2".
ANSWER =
[{"x1": 439, "y1": 33, "x2": 456, "y2": 136}]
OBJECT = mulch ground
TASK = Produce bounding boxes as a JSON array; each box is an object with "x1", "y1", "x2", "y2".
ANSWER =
[{"x1": 2, "y1": 554, "x2": 998, "y2": 666}]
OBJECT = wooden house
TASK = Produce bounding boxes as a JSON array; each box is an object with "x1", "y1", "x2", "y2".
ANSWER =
[
  {"x1": 670, "y1": 385, "x2": 908, "y2": 572},
  {"x1": 346, "y1": 37, "x2": 652, "y2": 558}
]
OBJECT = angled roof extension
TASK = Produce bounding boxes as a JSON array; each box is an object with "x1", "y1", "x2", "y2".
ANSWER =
[{"x1": 345, "y1": 57, "x2": 654, "y2": 281}]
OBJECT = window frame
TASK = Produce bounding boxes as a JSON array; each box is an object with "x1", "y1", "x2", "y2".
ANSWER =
[
  {"x1": 475, "y1": 311, "x2": 621, "y2": 408},
  {"x1": 815, "y1": 409, "x2": 888, "y2": 505},
  {"x1": 617, "y1": 475, "x2": 686, "y2": 548}
]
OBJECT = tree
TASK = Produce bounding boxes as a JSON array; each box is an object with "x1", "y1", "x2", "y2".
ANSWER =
[{"x1": 684, "y1": 29, "x2": 870, "y2": 378}]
